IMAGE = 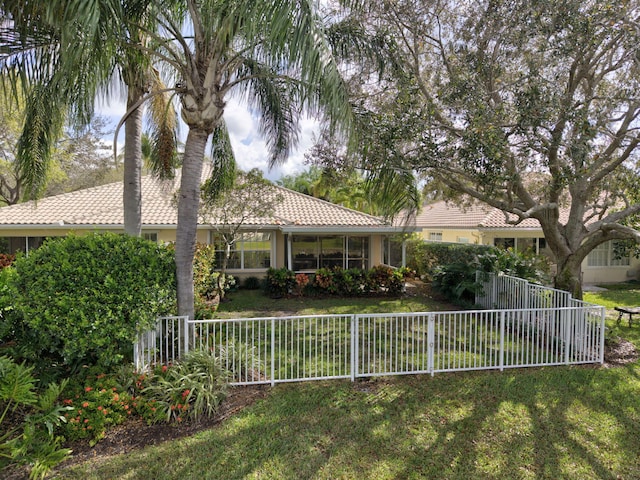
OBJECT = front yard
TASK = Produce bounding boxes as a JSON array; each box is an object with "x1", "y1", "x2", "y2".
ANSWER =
[{"x1": 52, "y1": 284, "x2": 640, "y2": 480}]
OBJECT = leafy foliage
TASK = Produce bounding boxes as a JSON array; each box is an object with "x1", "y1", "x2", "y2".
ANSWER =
[
  {"x1": 431, "y1": 246, "x2": 551, "y2": 305},
  {"x1": 264, "y1": 267, "x2": 297, "y2": 298},
  {"x1": 407, "y1": 240, "x2": 494, "y2": 280},
  {"x1": 320, "y1": 0, "x2": 640, "y2": 297},
  {"x1": 266, "y1": 266, "x2": 408, "y2": 298},
  {"x1": 4, "y1": 233, "x2": 176, "y2": 376},
  {"x1": 141, "y1": 350, "x2": 229, "y2": 423},
  {"x1": 242, "y1": 276, "x2": 262, "y2": 290},
  {"x1": 0, "y1": 356, "x2": 71, "y2": 480}
]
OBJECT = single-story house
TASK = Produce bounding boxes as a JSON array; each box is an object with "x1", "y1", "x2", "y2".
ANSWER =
[
  {"x1": 0, "y1": 167, "x2": 411, "y2": 279},
  {"x1": 404, "y1": 199, "x2": 640, "y2": 285}
]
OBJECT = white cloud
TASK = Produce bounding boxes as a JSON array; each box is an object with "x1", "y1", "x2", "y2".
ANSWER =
[{"x1": 97, "y1": 98, "x2": 320, "y2": 181}]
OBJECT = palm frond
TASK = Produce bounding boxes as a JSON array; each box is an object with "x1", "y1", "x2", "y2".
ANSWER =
[
  {"x1": 16, "y1": 83, "x2": 65, "y2": 200},
  {"x1": 201, "y1": 122, "x2": 237, "y2": 204},
  {"x1": 146, "y1": 70, "x2": 179, "y2": 180}
]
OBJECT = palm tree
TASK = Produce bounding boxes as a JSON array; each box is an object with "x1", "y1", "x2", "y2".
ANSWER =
[
  {"x1": 145, "y1": 0, "x2": 352, "y2": 318},
  {"x1": 0, "y1": 0, "x2": 177, "y2": 235}
]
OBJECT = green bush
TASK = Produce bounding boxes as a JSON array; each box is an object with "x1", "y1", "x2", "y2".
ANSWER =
[
  {"x1": 431, "y1": 262, "x2": 481, "y2": 305},
  {"x1": 264, "y1": 267, "x2": 296, "y2": 297},
  {"x1": 142, "y1": 350, "x2": 229, "y2": 423},
  {"x1": 0, "y1": 356, "x2": 71, "y2": 480},
  {"x1": 242, "y1": 276, "x2": 262, "y2": 290},
  {"x1": 406, "y1": 240, "x2": 493, "y2": 280},
  {"x1": 431, "y1": 247, "x2": 551, "y2": 305},
  {"x1": 5, "y1": 233, "x2": 176, "y2": 376}
]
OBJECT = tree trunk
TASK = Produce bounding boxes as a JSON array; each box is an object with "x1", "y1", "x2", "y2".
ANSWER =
[
  {"x1": 554, "y1": 254, "x2": 583, "y2": 300},
  {"x1": 123, "y1": 88, "x2": 144, "y2": 236},
  {"x1": 175, "y1": 128, "x2": 208, "y2": 319}
]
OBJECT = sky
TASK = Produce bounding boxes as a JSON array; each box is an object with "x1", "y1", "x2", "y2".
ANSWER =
[{"x1": 97, "y1": 97, "x2": 320, "y2": 182}]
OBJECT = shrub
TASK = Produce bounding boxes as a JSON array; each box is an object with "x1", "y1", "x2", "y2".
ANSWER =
[
  {"x1": 294, "y1": 273, "x2": 310, "y2": 296},
  {"x1": 0, "y1": 253, "x2": 14, "y2": 271},
  {"x1": 264, "y1": 267, "x2": 296, "y2": 297},
  {"x1": 242, "y1": 276, "x2": 262, "y2": 290},
  {"x1": 57, "y1": 375, "x2": 133, "y2": 445},
  {"x1": 431, "y1": 262, "x2": 481, "y2": 305},
  {"x1": 332, "y1": 268, "x2": 364, "y2": 296},
  {"x1": 431, "y1": 247, "x2": 551, "y2": 305},
  {"x1": 193, "y1": 243, "x2": 217, "y2": 301},
  {"x1": 0, "y1": 356, "x2": 71, "y2": 480},
  {"x1": 478, "y1": 247, "x2": 550, "y2": 285},
  {"x1": 314, "y1": 268, "x2": 336, "y2": 294},
  {"x1": 367, "y1": 265, "x2": 404, "y2": 295},
  {"x1": 5, "y1": 233, "x2": 176, "y2": 376},
  {"x1": 142, "y1": 350, "x2": 229, "y2": 423},
  {"x1": 406, "y1": 240, "x2": 493, "y2": 280}
]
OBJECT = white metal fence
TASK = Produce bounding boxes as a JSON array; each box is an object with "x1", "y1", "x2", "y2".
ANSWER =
[
  {"x1": 135, "y1": 283, "x2": 605, "y2": 385},
  {"x1": 475, "y1": 272, "x2": 574, "y2": 310}
]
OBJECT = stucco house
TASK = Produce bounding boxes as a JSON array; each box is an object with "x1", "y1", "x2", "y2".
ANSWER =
[
  {"x1": 405, "y1": 199, "x2": 640, "y2": 285},
  {"x1": 0, "y1": 168, "x2": 410, "y2": 279}
]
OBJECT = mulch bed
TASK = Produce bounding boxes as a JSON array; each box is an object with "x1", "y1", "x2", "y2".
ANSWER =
[
  {"x1": 603, "y1": 337, "x2": 639, "y2": 367},
  {"x1": 4, "y1": 385, "x2": 270, "y2": 480}
]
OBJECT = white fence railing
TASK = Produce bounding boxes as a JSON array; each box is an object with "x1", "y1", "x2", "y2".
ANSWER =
[
  {"x1": 135, "y1": 306, "x2": 605, "y2": 385},
  {"x1": 475, "y1": 272, "x2": 574, "y2": 310}
]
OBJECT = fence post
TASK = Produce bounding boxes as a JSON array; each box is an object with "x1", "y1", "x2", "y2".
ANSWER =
[
  {"x1": 271, "y1": 318, "x2": 276, "y2": 386},
  {"x1": 427, "y1": 314, "x2": 435, "y2": 376},
  {"x1": 183, "y1": 316, "x2": 190, "y2": 356},
  {"x1": 351, "y1": 315, "x2": 357, "y2": 381},
  {"x1": 599, "y1": 307, "x2": 606, "y2": 365},
  {"x1": 499, "y1": 310, "x2": 505, "y2": 371},
  {"x1": 564, "y1": 308, "x2": 571, "y2": 365}
]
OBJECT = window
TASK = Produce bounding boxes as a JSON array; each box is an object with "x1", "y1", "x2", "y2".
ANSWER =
[
  {"x1": 0, "y1": 236, "x2": 47, "y2": 255},
  {"x1": 292, "y1": 235, "x2": 370, "y2": 271},
  {"x1": 211, "y1": 232, "x2": 271, "y2": 269},
  {"x1": 383, "y1": 236, "x2": 403, "y2": 267},
  {"x1": 587, "y1": 240, "x2": 630, "y2": 267},
  {"x1": 143, "y1": 232, "x2": 158, "y2": 242},
  {"x1": 429, "y1": 232, "x2": 443, "y2": 242},
  {"x1": 457, "y1": 237, "x2": 470, "y2": 243},
  {"x1": 494, "y1": 237, "x2": 515, "y2": 249}
]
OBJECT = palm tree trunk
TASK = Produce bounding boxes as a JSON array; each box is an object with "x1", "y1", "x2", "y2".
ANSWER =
[
  {"x1": 176, "y1": 128, "x2": 208, "y2": 319},
  {"x1": 123, "y1": 87, "x2": 144, "y2": 236}
]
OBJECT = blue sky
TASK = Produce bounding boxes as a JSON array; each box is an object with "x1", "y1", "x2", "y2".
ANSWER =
[{"x1": 97, "y1": 97, "x2": 319, "y2": 182}]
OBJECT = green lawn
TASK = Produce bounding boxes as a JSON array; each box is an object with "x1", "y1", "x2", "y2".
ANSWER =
[
  {"x1": 215, "y1": 288, "x2": 452, "y2": 318},
  {"x1": 584, "y1": 282, "x2": 640, "y2": 312},
  {"x1": 55, "y1": 287, "x2": 640, "y2": 480}
]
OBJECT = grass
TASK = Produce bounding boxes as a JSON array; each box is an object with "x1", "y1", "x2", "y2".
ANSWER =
[
  {"x1": 56, "y1": 287, "x2": 640, "y2": 480},
  {"x1": 215, "y1": 288, "x2": 450, "y2": 318},
  {"x1": 57, "y1": 367, "x2": 640, "y2": 480},
  {"x1": 584, "y1": 281, "x2": 640, "y2": 311}
]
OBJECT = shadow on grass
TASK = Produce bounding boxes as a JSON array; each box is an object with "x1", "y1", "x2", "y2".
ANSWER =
[{"x1": 58, "y1": 360, "x2": 640, "y2": 480}]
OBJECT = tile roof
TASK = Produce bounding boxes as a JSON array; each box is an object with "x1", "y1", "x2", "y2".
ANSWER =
[
  {"x1": 0, "y1": 165, "x2": 393, "y2": 230},
  {"x1": 402, "y1": 199, "x2": 571, "y2": 230}
]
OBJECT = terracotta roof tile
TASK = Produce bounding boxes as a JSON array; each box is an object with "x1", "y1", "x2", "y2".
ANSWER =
[
  {"x1": 402, "y1": 199, "x2": 571, "y2": 230},
  {"x1": 0, "y1": 166, "x2": 392, "y2": 230}
]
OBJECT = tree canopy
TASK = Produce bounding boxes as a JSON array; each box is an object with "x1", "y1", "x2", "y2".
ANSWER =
[{"x1": 323, "y1": 0, "x2": 640, "y2": 297}]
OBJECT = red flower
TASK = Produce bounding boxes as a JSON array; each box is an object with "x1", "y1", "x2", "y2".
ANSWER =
[
  {"x1": 82, "y1": 402, "x2": 89, "y2": 408},
  {"x1": 97, "y1": 405, "x2": 103, "y2": 411},
  {"x1": 161, "y1": 365, "x2": 168, "y2": 373},
  {"x1": 182, "y1": 389, "x2": 190, "y2": 398},
  {"x1": 62, "y1": 399, "x2": 73, "y2": 405},
  {"x1": 84, "y1": 386, "x2": 93, "y2": 392}
]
